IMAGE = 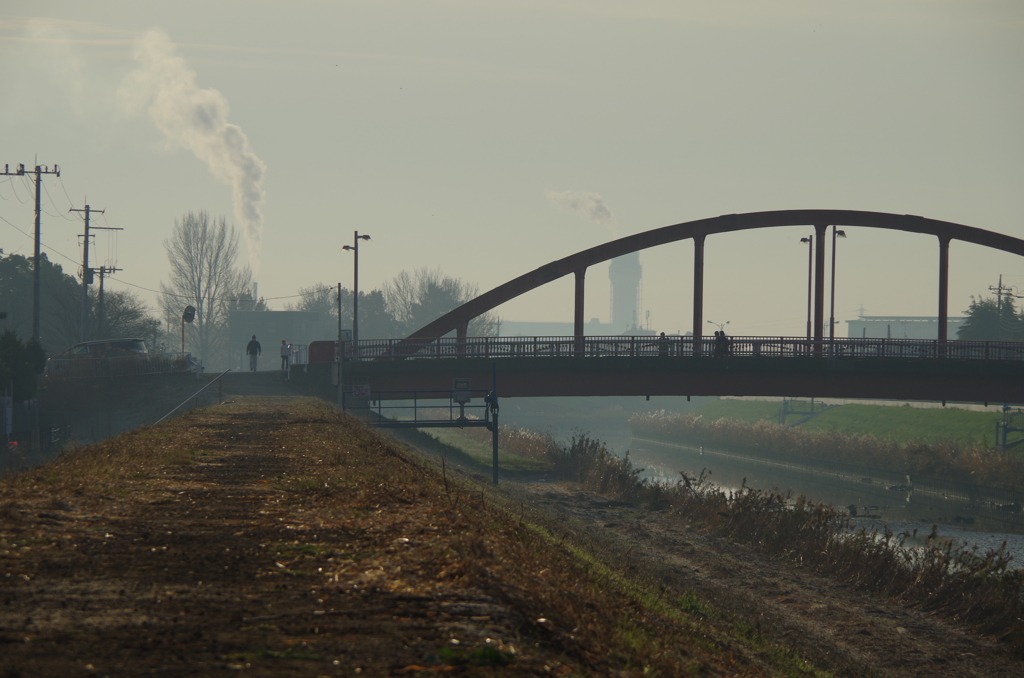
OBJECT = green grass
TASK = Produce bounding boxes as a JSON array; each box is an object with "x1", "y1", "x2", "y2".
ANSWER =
[
  {"x1": 690, "y1": 399, "x2": 1012, "y2": 446},
  {"x1": 801, "y1": 403, "x2": 1004, "y2": 445},
  {"x1": 689, "y1": 399, "x2": 781, "y2": 424}
]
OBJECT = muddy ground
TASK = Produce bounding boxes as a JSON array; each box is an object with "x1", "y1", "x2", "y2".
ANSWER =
[{"x1": 0, "y1": 397, "x2": 1020, "y2": 677}]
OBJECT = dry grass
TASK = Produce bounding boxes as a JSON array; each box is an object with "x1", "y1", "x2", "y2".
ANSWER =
[
  {"x1": 538, "y1": 431, "x2": 1024, "y2": 655},
  {"x1": 2, "y1": 398, "x2": 810, "y2": 677}
]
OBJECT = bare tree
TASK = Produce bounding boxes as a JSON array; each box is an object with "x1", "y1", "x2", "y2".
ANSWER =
[
  {"x1": 383, "y1": 267, "x2": 497, "y2": 337},
  {"x1": 288, "y1": 283, "x2": 399, "y2": 340},
  {"x1": 100, "y1": 289, "x2": 163, "y2": 350},
  {"x1": 159, "y1": 211, "x2": 252, "y2": 368}
]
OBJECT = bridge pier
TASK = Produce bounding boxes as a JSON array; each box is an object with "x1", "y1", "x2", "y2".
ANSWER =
[
  {"x1": 938, "y1": 235, "x2": 950, "y2": 344},
  {"x1": 692, "y1": 234, "x2": 705, "y2": 354},
  {"x1": 574, "y1": 268, "x2": 586, "y2": 357},
  {"x1": 813, "y1": 224, "x2": 827, "y2": 347}
]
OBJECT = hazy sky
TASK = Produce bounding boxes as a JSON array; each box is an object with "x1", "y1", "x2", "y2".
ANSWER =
[{"x1": 2, "y1": 1, "x2": 1022, "y2": 339}]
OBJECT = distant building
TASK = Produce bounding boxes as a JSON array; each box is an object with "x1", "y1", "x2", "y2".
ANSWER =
[
  {"x1": 846, "y1": 315, "x2": 965, "y2": 340},
  {"x1": 501, "y1": 251, "x2": 658, "y2": 337},
  {"x1": 608, "y1": 252, "x2": 642, "y2": 330}
]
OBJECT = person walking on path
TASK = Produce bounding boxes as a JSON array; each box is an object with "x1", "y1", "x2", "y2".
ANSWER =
[
  {"x1": 246, "y1": 335, "x2": 261, "y2": 371},
  {"x1": 280, "y1": 340, "x2": 290, "y2": 370}
]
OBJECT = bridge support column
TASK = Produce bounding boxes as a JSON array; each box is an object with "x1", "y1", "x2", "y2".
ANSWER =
[
  {"x1": 574, "y1": 268, "x2": 586, "y2": 357},
  {"x1": 813, "y1": 224, "x2": 827, "y2": 351},
  {"x1": 692, "y1": 234, "x2": 705, "y2": 355},
  {"x1": 938, "y1": 235, "x2": 950, "y2": 345}
]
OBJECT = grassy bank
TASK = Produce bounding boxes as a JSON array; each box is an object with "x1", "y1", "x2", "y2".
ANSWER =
[
  {"x1": 453, "y1": 423, "x2": 1024, "y2": 656},
  {"x1": 1, "y1": 397, "x2": 833, "y2": 677},
  {"x1": 693, "y1": 398, "x2": 1016, "y2": 447}
]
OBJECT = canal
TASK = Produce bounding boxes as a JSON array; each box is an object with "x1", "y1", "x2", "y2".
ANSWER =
[{"x1": 629, "y1": 436, "x2": 1024, "y2": 568}]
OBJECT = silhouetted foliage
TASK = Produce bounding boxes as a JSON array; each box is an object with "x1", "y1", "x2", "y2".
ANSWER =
[
  {"x1": 99, "y1": 289, "x2": 162, "y2": 348},
  {"x1": 290, "y1": 283, "x2": 399, "y2": 341},
  {"x1": 0, "y1": 251, "x2": 83, "y2": 354},
  {"x1": 957, "y1": 295, "x2": 1023, "y2": 341},
  {"x1": 0, "y1": 330, "x2": 46, "y2": 401},
  {"x1": 383, "y1": 267, "x2": 497, "y2": 337}
]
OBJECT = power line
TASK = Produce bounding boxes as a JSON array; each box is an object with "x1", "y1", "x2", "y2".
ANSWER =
[
  {"x1": 108, "y1": 275, "x2": 304, "y2": 303},
  {"x1": 56, "y1": 174, "x2": 77, "y2": 212},
  {"x1": 0, "y1": 212, "x2": 82, "y2": 267},
  {"x1": 41, "y1": 180, "x2": 76, "y2": 221}
]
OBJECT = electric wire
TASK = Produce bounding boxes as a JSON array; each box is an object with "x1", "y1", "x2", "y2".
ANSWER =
[
  {"x1": 6, "y1": 175, "x2": 30, "y2": 204},
  {"x1": 0, "y1": 212, "x2": 84, "y2": 268},
  {"x1": 0, "y1": 178, "x2": 19, "y2": 202},
  {"x1": 108, "y1": 275, "x2": 304, "y2": 304},
  {"x1": 56, "y1": 174, "x2": 77, "y2": 212},
  {"x1": 40, "y1": 179, "x2": 76, "y2": 221}
]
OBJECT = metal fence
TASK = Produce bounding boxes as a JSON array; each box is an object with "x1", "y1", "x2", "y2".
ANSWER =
[
  {"x1": 339, "y1": 335, "x2": 1024, "y2": 362},
  {"x1": 44, "y1": 352, "x2": 200, "y2": 379}
]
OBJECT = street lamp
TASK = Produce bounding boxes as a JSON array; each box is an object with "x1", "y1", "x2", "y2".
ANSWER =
[
  {"x1": 707, "y1": 320, "x2": 730, "y2": 332},
  {"x1": 342, "y1": 231, "x2": 371, "y2": 346},
  {"x1": 800, "y1": 236, "x2": 813, "y2": 340},
  {"x1": 829, "y1": 227, "x2": 847, "y2": 342}
]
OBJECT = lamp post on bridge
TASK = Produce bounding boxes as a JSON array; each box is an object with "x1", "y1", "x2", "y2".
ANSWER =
[
  {"x1": 800, "y1": 235, "x2": 813, "y2": 340},
  {"x1": 829, "y1": 227, "x2": 847, "y2": 343},
  {"x1": 342, "y1": 231, "x2": 371, "y2": 348}
]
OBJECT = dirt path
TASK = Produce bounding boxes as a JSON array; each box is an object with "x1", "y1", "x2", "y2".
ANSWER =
[
  {"x1": 1, "y1": 401, "x2": 584, "y2": 677},
  {"x1": 514, "y1": 483, "x2": 1019, "y2": 678}
]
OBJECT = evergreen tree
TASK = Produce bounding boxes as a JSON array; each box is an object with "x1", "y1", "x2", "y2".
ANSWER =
[
  {"x1": 957, "y1": 295, "x2": 1023, "y2": 341},
  {"x1": 0, "y1": 330, "x2": 46, "y2": 402}
]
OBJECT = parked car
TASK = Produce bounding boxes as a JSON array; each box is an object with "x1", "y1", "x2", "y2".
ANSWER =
[{"x1": 57, "y1": 338, "x2": 149, "y2": 358}]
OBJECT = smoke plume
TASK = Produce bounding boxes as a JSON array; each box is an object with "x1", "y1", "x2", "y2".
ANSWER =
[
  {"x1": 118, "y1": 30, "x2": 266, "y2": 276},
  {"x1": 547, "y1": 190, "x2": 616, "y2": 234}
]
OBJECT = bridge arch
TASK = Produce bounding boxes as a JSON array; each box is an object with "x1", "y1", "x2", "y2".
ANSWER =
[{"x1": 404, "y1": 209, "x2": 1024, "y2": 348}]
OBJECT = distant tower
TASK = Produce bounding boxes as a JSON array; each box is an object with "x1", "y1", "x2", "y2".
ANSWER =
[{"x1": 608, "y1": 252, "x2": 642, "y2": 329}]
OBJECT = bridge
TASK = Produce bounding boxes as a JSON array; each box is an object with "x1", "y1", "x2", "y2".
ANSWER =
[
  {"x1": 341, "y1": 335, "x2": 1024, "y2": 404},
  {"x1": 334, "y1": 209, "x2": 1024, "y2": 404}
]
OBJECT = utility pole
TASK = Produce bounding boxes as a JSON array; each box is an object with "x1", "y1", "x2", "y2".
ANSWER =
[
  {"x1": 70, "y1": 204, "x2": 120, "y2": 342},
  {"x1": 0, "y1": 163, "x2": 62, "y2": 343},
  {"x1": 95, "y1": 265, "x2": 123, "y2": 339},
  {"x1": 989, "y1": 274, "x2": 1013, "y2": 314}
]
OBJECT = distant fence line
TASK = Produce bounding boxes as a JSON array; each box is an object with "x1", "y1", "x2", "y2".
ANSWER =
[{"x1": 44, "y1": 352, "x2": 200, "y2": 379}]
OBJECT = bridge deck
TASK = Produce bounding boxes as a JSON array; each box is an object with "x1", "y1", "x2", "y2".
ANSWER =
[{"x1": 336, "y1": 336, "x2": 1024, "y2": 404}]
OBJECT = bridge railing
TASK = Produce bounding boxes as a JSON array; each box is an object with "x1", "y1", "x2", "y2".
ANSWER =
[{"x1": 341, "y1": 335, "x2": 1024, "y2": 362}]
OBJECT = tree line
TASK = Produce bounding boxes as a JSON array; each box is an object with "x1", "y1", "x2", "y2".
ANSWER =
[
  {"x1": 159, "y1": 211, "x2": 496, "y2": 369},
  {"x1": 0, "y1": 207, "x2": 1016, "y2": 377}
]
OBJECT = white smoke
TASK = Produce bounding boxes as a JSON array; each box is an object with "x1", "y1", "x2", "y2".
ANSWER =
[
  {"x1": 547, "y1": 190, "x2": 616, "y2": 235},
  {"x1": 118, "y1": 30, "x2": 266, "y2": 276}
]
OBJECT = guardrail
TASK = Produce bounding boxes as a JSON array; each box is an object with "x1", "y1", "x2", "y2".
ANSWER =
[
  {"x1": 44, "y1": 352, "x2": 201, "y2": 379},
  {"x1": 338, "y1": 335, "x2": 1024, "y2": 362}
]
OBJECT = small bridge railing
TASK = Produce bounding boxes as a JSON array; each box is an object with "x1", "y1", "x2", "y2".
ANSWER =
[{"x1": 341, "y1": 335, "x2": 1024, "y2": 362}]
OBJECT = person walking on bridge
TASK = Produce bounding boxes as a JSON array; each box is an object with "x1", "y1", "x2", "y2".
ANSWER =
[
  {"x1": 246, "y1": 335, "x2": 262, "y2": 371},
  {"x1": 280, "y1": 339, "x2": 291, "y2": 370}
]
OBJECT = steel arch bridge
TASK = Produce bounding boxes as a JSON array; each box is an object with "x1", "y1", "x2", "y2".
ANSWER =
[
  {"x1": 340, "y1": 210, "x2": 1024, "y2": 403},
  {"x1": 402, "y1": 209, "x2": 1024, "y2": 347}
]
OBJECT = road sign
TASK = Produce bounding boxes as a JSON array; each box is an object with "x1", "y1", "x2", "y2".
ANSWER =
[
  {"x1": 453, "y1": 378, "x2": 471, "y2": 404},
  {"x1": 352, "y1": 384, "x2": 371, "y2": 398}
]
